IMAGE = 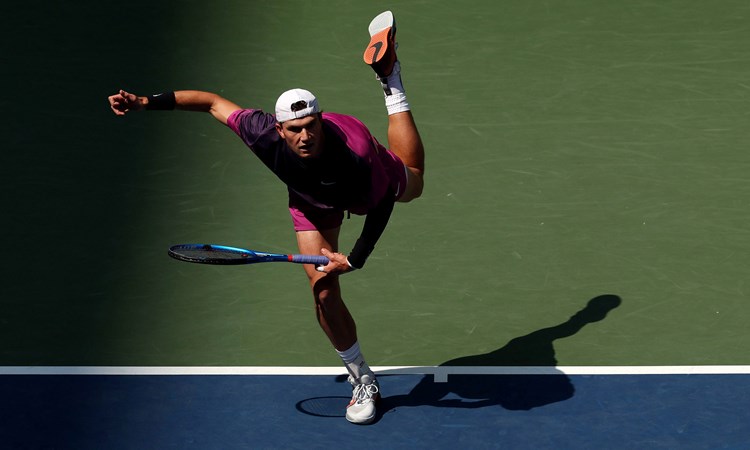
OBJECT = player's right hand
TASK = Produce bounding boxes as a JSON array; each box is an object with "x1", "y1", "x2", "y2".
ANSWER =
[{"x1": 108, "y1": 89, "x2": 143, "y2": 115}]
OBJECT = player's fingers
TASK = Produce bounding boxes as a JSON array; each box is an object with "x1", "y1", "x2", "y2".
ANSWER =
[
  {"x1": 320, "y1": 248, "x2": 336, "y2": 262},
  {"x1": 117, "y1": 90, "x2": 134, "y2": 104},
  {"x1": 108, "y1": 98, "x2": 125, "y2": 114}
]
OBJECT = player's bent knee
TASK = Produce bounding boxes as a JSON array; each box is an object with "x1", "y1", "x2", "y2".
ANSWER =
[
  {"x1": 398, "y1": 167, "x2": 424, "y2": 203},
  {"x1": 314, "y1": 287, "x2": 345, "y2": 314},
  {"x1": 311, "y1": 274, "x2": 341, "y2": 304},
  {"x1": 400, "y1": 185, "x2": 423, "y2": 203},
  {"x1": 315, "y1": 287, "x2": 333, "y2": 304},
  {"x1": 412, "y1": 176, "x2": 424, "y2": 199}
]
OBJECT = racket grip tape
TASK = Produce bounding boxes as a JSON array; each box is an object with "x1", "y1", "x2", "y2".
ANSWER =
[{"x1": 289, "y1": 254, "x2": 330, "y2": 265}]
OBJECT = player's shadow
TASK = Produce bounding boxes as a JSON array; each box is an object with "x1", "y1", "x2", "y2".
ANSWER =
[
  {"x1": 295, "y1": 294, "x2": 621, "y2": 420},
  {"x1": 379, "y1": 294, "x2": 622, "y2": 416}
]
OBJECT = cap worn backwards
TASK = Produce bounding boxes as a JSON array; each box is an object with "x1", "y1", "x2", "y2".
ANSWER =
[{"x1": 275, "y1": 88, "x2": 320, "y2": 122}]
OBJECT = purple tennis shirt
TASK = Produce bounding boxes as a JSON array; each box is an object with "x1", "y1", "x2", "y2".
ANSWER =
[{"x1": 227, "y1": 109, "x2": 406, "y2": 231}]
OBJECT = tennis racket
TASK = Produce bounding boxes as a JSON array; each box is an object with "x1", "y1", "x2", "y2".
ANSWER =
[{"x1": 168, "y1": 244, "x2": 329, "y2": 266}]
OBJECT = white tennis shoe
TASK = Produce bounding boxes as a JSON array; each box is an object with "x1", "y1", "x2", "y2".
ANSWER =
[{"x1": 346, "y1": 373, "x2": 381, "y2": 424}]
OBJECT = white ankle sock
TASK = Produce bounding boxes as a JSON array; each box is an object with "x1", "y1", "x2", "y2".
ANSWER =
[
  {"x1": 380, "y1": 61, "x2": 410, "y2": 115},
  {"x1": 385, "y1": 92, "x2": 410, "y2": 115},
  {"x1": 337, "y1": 341, "x2": 373, "y2": 380}
]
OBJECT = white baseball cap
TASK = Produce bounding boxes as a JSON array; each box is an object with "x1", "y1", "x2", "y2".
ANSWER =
[{"x1": 275, "y1": 88, "x2": 320, "y2": 122}]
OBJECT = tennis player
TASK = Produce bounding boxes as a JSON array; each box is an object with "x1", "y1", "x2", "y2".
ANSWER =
[{"x1": 108, "y1": 11, "x2": 423, "y2": 424}]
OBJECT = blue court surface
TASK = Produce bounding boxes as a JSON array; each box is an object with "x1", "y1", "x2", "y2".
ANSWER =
[{"x1": 2, "y1": 372, "x2": 748, "y2": 449}]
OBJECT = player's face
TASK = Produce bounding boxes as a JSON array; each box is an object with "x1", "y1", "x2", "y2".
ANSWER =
[{"x1": 276, "y1": 114, "x2": 324, "y2": 159}]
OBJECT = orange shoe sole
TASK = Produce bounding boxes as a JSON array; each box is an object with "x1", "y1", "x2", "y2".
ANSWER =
[{"x1": 363, "y1": 28, "x2": 392, "y2": 65}]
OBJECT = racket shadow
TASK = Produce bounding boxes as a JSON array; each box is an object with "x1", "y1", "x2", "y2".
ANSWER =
[{"x1": 377, "y1": 294, "x2": 622, "y2": 418}]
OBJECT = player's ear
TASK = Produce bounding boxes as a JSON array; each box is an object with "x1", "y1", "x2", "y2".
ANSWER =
[{"x1": 275, "y1": 122, "x2": 285, "y2": 138}]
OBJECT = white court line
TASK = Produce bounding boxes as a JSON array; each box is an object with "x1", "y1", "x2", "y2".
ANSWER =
[{"x1": 2, "y1": 366, "x2": 750, "y2": 382}]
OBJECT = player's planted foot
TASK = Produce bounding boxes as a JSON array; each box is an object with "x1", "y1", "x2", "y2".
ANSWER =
[{"x1": 346, "y1": 373, "x2": 381, "y2": 424}]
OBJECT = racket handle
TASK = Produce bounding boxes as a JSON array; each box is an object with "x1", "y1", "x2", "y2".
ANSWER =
[{"x1": 290, "y1": 254, "x2": 330, "y2": 265}]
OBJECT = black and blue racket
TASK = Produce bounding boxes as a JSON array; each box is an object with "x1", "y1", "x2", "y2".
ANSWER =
[{"x1": 168, "y1": 244, "x2": 329, "y2": 266}]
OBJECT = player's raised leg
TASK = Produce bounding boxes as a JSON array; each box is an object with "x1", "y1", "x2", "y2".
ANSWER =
[
  {"x1": 388, "y1": 111, "x2": 424, "y2": 202},
  {"x1": 365, "y1": 10, "x2": 425, "y2": 203}
]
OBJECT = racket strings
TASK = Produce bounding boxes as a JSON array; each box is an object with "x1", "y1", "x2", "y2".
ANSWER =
[
  {"x1": 168, "y1": 245, "x2": 261, "y2": 264},
  {"x1": 181, "y1": 249, "x2": 251, "y2": 260}
]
